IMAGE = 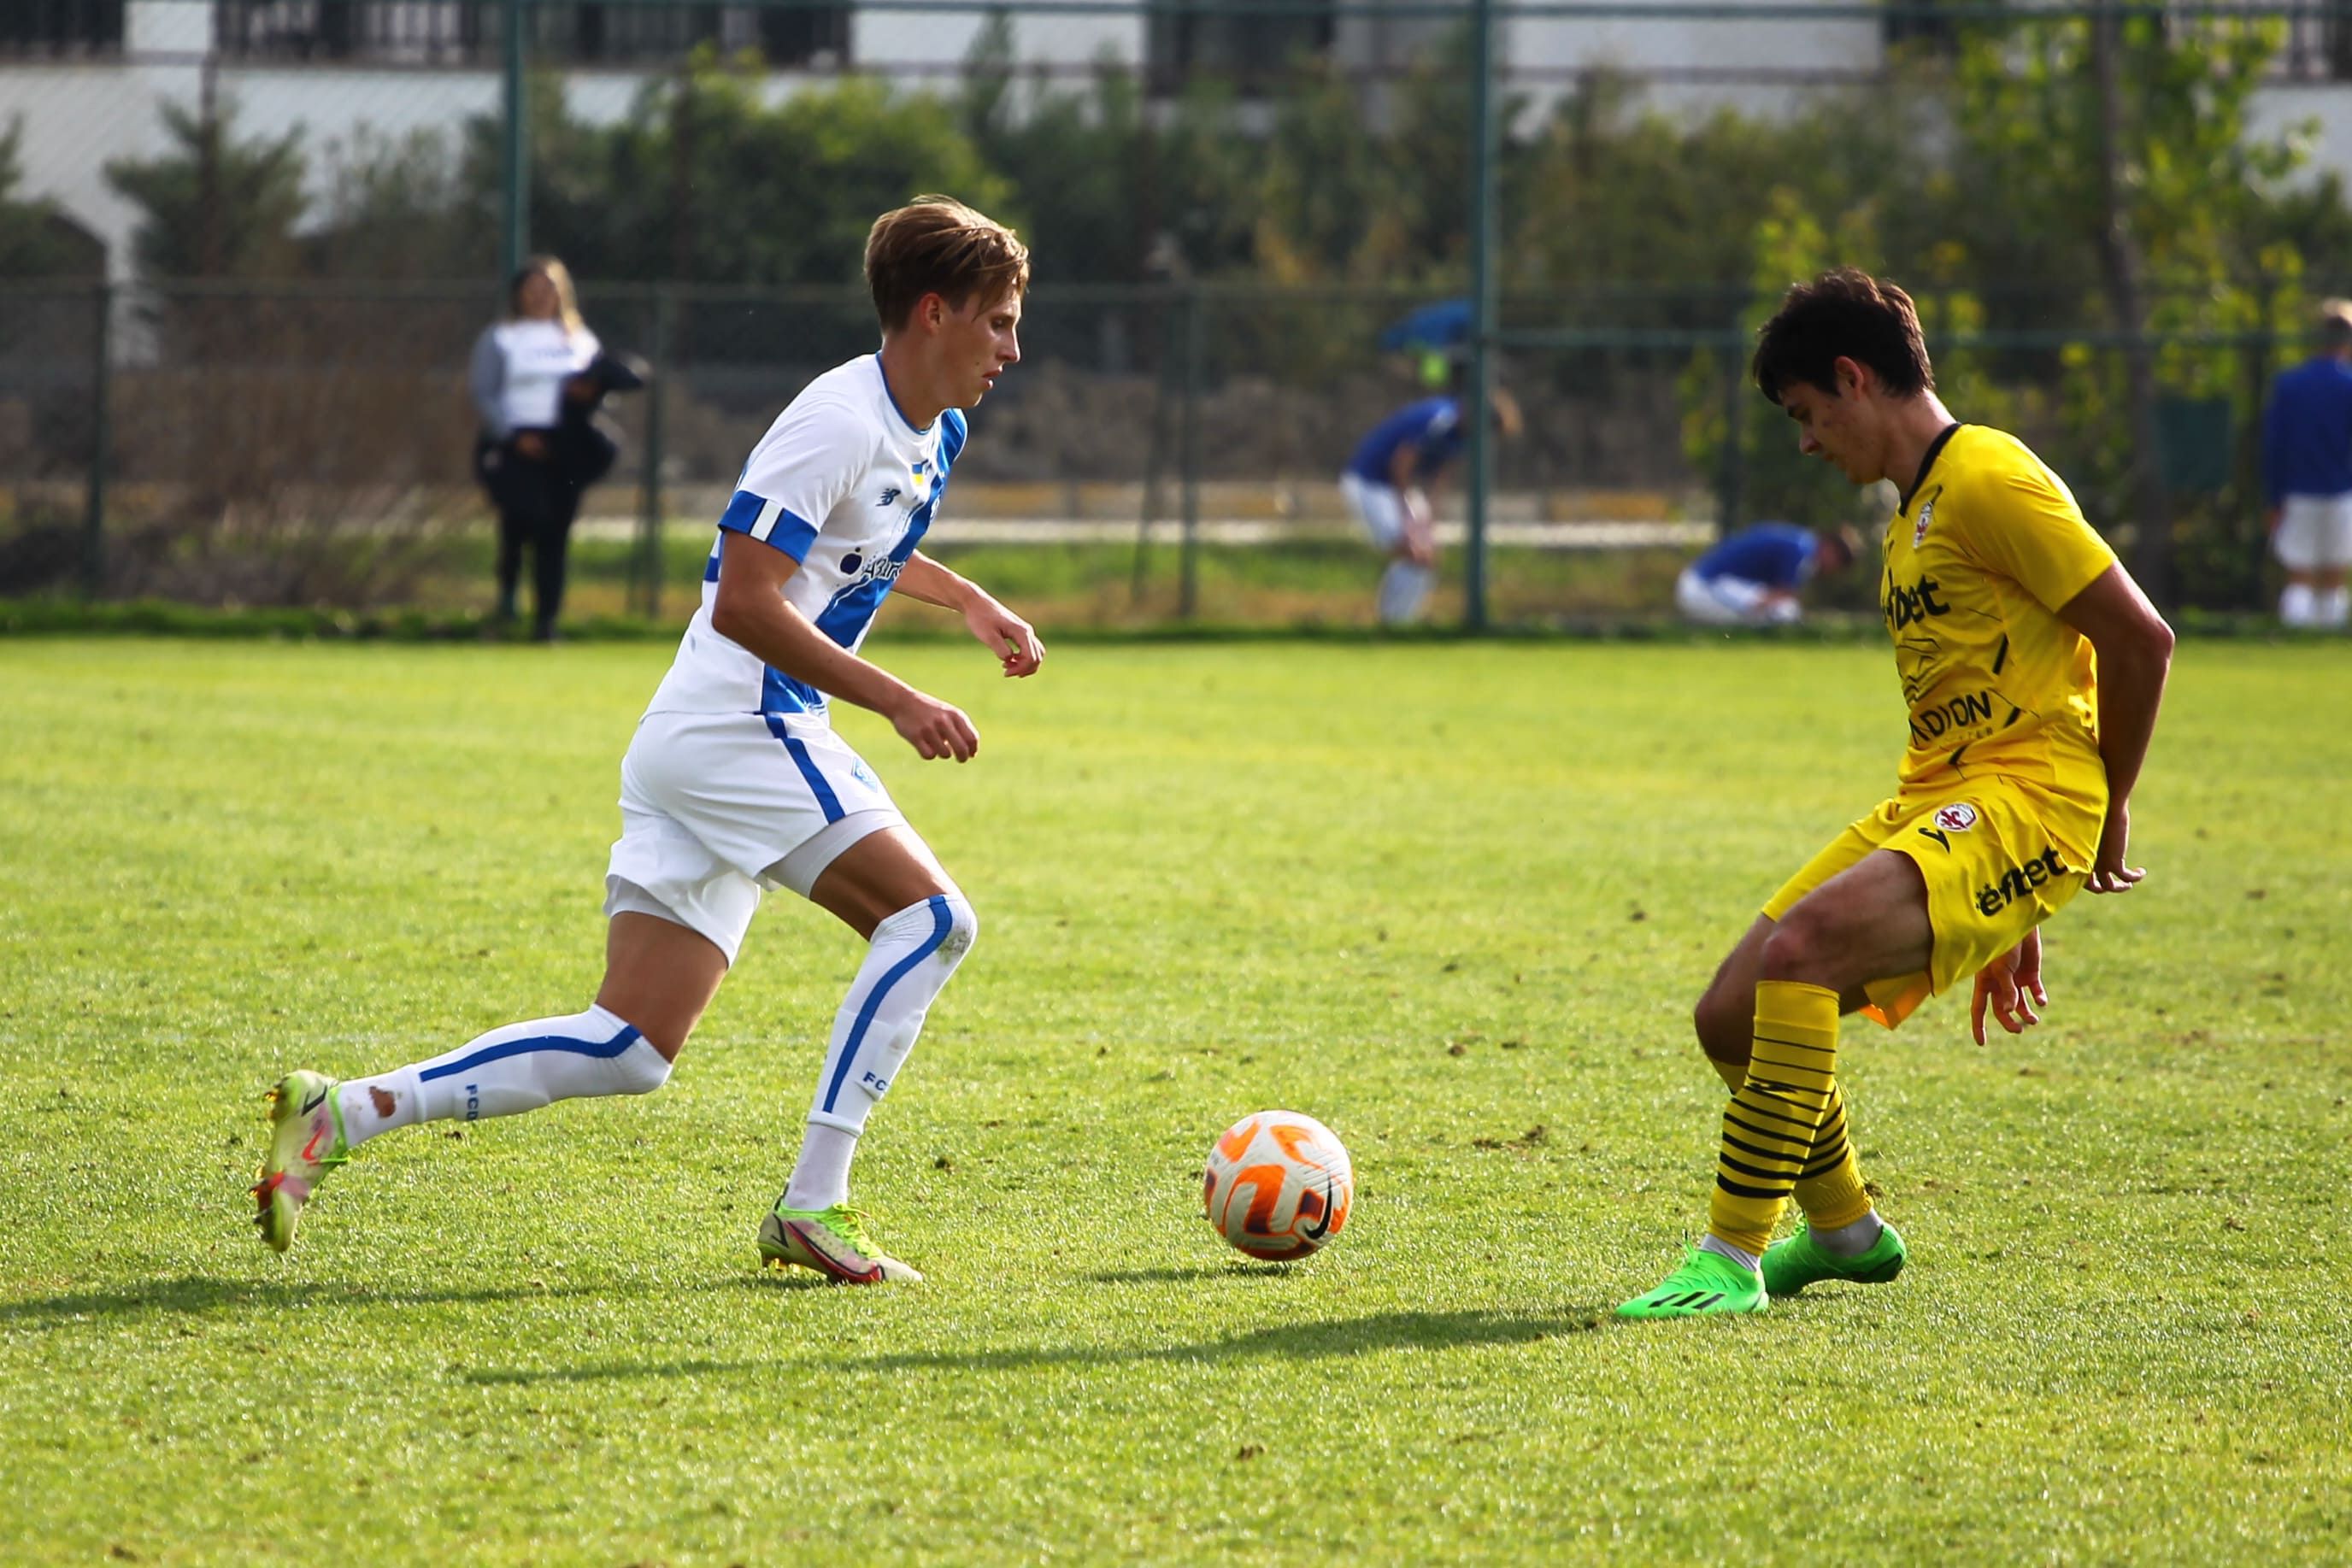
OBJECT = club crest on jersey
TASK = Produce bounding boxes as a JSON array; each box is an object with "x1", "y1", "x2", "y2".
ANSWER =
[
  {"x1": 1932, "y1": 802, "x2": 1979, "y2": 833},
  {"x1": 1913, "y1": 499, "x2": 1936, "y2": 548}
]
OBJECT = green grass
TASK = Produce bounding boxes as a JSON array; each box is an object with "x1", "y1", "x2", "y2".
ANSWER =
[{"x1": 2, "y1": 634, "x2": 2347, "y2": 1565}]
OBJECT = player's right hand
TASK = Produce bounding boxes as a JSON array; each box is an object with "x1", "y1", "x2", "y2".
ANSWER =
[
  {"x1": 890, "y1": 690, "x2": 979, "y2": 762},
  {"x1": 1970, "y1": 927, "x2": 2048, "y2": 1047},
  {"x1": 2085, "y1": 803, "x2": 2144, "y2": 894}
]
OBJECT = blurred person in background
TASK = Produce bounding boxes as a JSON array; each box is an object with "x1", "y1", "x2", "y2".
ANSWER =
[
  {"x1": 1676, "y1": 521, "x2": 1861, "y2": 625},
  {"x1": 471, "y1": 256, "x2": 601, "y2": 641},
  {"x1": 1339, "y1": 381, "x2": 1522, "y2": 626},
  {"x1": 2261, "y1": 298, "x2": 2352, "y2": 630}
]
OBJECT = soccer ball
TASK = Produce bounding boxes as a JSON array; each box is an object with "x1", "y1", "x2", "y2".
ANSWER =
[{"x1": 1202, "y1": 1110, "x2": 1355, "y2": 1260}]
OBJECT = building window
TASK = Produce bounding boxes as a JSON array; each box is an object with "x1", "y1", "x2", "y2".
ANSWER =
[
  {"x1": 751, "y1": 2, "x2": 848, "y2": 68},
  {"x1": 214, "y1": 3, "x2": 486, "y2": 65},
  {"x1": 0, "y1": 0, "x2": 126, "y2": 56},
  {"x1": 1149, "y1": 0, "x2": 1333, "y2": 95},
  {"x1": 209, "y1": 0, "x2": 847, "y2": 66}
]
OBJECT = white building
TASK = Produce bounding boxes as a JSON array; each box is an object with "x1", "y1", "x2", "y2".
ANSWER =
[{"x1": 3, "y1": 0, "x2": 2350, "y2": 281}]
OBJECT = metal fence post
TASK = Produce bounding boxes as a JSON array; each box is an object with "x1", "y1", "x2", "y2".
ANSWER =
[
  {"x1": 634, "y1": 285, "x2": 672, "y2": 621},
  {"x1": 1179, "y1": 285, "x2": 1202, "y2": 620},
  {"x1": 82, "y1": 280, "x2": 111, "y2": 600},
  {"x1": 1461, "y1": 0, "x2": 1500, "y2": 633},
  {"x1": 501, "y1": 0, "x2": 529, "y2": 280}
]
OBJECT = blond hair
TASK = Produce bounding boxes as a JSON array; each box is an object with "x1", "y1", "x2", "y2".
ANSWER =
[
  {"x1": 511, "y1": 255, "x2": 585, "y2": 337},
  {"x1": 864, "y1": 196, "x2": 1030, "y2": 333}
]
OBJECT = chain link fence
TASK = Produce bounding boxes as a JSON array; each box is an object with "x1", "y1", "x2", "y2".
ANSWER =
[{"x1": 4, "y1": 2, "x2": 2350, "y2": 625}]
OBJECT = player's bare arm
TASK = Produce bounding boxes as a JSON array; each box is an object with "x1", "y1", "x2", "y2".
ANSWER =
[
  {"x1": 1970, "y1": 926, "x2": 2048, "y2": 1046},
  {"x1": 710, "y1": 531, "x2": 979, "y2": 761},
  {"x1": 896, "y1": 551, "x2": 1044, "y2": 677},
  {"x1": 2057, "y1": 563, "x2": 2176, "y2": 893}
]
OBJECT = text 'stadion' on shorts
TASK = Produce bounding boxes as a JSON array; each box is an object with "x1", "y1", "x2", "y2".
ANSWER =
[{"x1": 1762, "y1": 777, "x2": 2102, "y2": 1029}]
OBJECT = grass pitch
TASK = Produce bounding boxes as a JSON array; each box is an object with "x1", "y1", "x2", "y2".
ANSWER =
[{"x1": 1, "y1": 633, "x2": 2346, "y2": 1565}]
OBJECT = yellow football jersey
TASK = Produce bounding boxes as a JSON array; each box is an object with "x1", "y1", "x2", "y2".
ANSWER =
[{"x1": 1880, "y1": 424, "x2": 2117, "y2": 815}]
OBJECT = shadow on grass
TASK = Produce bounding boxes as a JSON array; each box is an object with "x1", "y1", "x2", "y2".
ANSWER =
[
  {"x1": 443, "y1": 1307, "x2": 1610, "y2": 1387},
  {"x1": 0, "y1": 1274, "x2": 639, "y2": 1327},
  {"x1": 1082, "y1": 1264, "x2": 1294, "y2": 1285}
]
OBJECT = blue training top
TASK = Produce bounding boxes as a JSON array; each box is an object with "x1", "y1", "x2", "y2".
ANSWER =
[
  {"x1": 2263, "y1": 356, "x2": 2352, "y2": 508},
  {"x1": 1693, "y1": 522, "x2": 1817, "y2": 590},
  {"x1": 1346, "y1": 396, "x2": 1465, "y2": 484}
]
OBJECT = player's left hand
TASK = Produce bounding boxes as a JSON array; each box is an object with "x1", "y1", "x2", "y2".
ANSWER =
[
  {"x1": 964, "y1": 596, "x2": 1044, "y2": 678},
  {"x1": 2086, "y1": 802, "x2": 2144, "y2": 895},
  {"x1": 1971, "y1": 927, "x2": 2047, "y2": 1047}
]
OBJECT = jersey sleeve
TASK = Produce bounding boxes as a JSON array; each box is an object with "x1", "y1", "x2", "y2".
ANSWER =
[
  {"x1": 717, "y1": 396, "x2": 873, "y2": 563},
  {"x1": 1952, "y1": 456, "x2": 2119, "y2": 613}
]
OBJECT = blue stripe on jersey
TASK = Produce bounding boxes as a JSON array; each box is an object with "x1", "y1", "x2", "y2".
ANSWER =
[
  {"x1": 764, "y1": 714, "x2": 844, "y2": 822},
  {"x1": 717, "y1": 490, "x2": 820, "y2": 562},
  {"x1": 761, "y1": 666, "x2": 825, "y2": 714},
  {"x1": 418, "y1": 1021, "x2": 644, "y2": 1082},
  {"x1": 822, "y1": 895, "x2": 954, "y2": 1113},
  {"x1": 702, "y1": 542, "x2": 720, "y2": 584}
]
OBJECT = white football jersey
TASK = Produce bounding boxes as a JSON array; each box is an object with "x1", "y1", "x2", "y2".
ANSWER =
[{"x1": 644, "y1": 355, "x2": 967, "y2": 720}]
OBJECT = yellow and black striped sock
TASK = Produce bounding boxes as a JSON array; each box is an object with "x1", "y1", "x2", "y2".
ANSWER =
[
  {"x1": 1708, "y1": 980, "x2": 1841, "y2": 1258},
  {"x1": 1792, "y1": 1081, "x2": 1873, "y2": 1232}
]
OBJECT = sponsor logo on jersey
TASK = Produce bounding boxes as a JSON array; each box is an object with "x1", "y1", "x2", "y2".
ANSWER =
[
  {"x1": 1976, "y1": 846, "x2": 2068, "y2": 917},
  {"x1": 1908, "y1": 689, "x2": 1995, "y2": 746},
  {"x1": 1883, "y1": 573, "x2": 1953, "y2": 632},
  {"x1": 841, "y1": 551, "x2": 862, "y2": 575}
]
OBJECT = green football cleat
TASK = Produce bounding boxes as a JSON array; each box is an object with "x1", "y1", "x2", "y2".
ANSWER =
[
  {"x1": 758, "y1": 1201, "x2": 923, "y2": 1284},
  {"x1": 252, "y1": 1070, "x2": 349, "y2": 1253},
  {"x1": 1615, "y1": 1246, "x2": 1768, "y2": 1320},
  {"x1": 1761, "y1": 1220, "x2": 1908, "y2": 1298}
]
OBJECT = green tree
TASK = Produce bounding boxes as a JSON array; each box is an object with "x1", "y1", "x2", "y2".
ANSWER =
[
  {"x1": 104, "y1": 97, "x2": 308, "y2": 279},
  {"x1": 0, "y1": 118, "x2": 100, "y2": 279}
]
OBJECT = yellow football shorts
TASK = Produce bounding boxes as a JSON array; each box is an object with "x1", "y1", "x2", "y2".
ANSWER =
[{"x1": 1762, "y1": 775, "x2": 2105, "y2": 1029}]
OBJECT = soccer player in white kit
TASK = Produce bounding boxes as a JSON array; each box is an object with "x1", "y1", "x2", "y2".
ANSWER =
[{"x1": 253, "y1": 197, "x2": 1042, "y2": 1283}]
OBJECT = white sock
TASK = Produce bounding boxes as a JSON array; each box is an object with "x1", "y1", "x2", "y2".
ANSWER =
[
  {"x1": 785, "y1": 895, "x2": 977, "y2": 1204},
  {"x1": 2321, "y1": 586, "x2": 2349, "y2": 628},
  {"x1": 1698, "y1": 1234, "x2": 1761, "y2": 1273},
  {"x1": 2280, "y1": 583, "x2": 2314, "y2": 626},
  {"x1": 338, "y1": 1004, "x2": 670, "y2": 1148},
  {"x1": 1808, "y1": 1210, "x2": 1886, "y2": 1258},
  {"x1": 782, "y1": 1123, "x2": 861, "y2": 1213},
  {"x1": 1378, "y1": 561, "x2": 1435, "y2": 625}
]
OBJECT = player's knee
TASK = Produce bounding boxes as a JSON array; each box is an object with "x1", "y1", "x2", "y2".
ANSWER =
[
  {"x1": 938, "y1": 892, "x2": 979, "y2": 966},
  {"x1": 1757, "y1": 915, "x2": 1832, "y2": 984}
]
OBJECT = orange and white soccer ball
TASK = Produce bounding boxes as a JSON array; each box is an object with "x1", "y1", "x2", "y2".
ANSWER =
[{"x1": 1202, "y1": 1110, "x2": 1354, "y2": 1260}]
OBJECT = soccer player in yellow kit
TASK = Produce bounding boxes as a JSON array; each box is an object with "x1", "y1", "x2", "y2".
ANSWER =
[{"x1": 1619, "y1": 269, "x2": 2176, "y2": 1318}]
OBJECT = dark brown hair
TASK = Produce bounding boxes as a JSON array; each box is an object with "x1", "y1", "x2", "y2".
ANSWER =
[
  {"x1": 864, "y1": 196, "x2": 1030, "y2": 332},
  {"x1": 1752, "y1": 267, "x2": 1934, "y2": 405}
]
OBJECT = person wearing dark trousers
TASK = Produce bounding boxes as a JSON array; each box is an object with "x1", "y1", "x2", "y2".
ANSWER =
[{"x1": 472, "y1": 256, "x2": 600, "y2": 640}]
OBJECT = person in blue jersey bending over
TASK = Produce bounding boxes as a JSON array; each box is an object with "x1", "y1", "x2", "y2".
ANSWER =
[
  {"x1": 1675, "y1": 520, "x2": 1861, "y2": 625},
  {"x1": 252, "y1": 197, "x2": 1043, "y2": 1284},
  {"x1": 1339, "y1": 384, "x2": 1521, "y2": 625}
]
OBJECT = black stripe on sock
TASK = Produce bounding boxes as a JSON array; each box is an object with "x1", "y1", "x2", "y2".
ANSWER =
[
  {"x1": 1752, "y1": 1034, "x2": 1838, "y2": 1057},
  {"x1": 1719, "y1": 1153, "x2": 1806, "y2": 1184},
  {"x1": 1721, "y1": 1133, "x2": 1806, "y2": 1171},
  {"x1": 1716, "y1": 1175, "x2": 1794, "y2": 1201}
]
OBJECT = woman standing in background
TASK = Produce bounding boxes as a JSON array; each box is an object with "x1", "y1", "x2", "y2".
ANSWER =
[{"x1": 472, "y1": 257, "x2": 599, "y2": 641}]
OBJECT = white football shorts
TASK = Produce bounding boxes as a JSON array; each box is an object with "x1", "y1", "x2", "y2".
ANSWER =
[
  {"x1": 1674, "y1": 565, "x2": 1799, "y2": 625},
  {"x1": 1339, "y1": 473, "x2": 1409, "y2": 553},
  {"x1": 2274, "y1": 493, "x2": 2352, "y2": 572},
  {"x1": 604, "y1": 709, "x2": 904, "y2": 965}
]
